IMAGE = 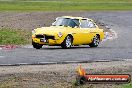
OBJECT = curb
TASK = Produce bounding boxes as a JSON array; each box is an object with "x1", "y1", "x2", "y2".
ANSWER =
[{"x1": 0, "y1": 45, "x2": 19, "y2": 50}]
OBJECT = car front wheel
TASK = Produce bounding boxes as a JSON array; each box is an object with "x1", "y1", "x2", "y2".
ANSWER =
[
  {"x1": 61, "y1": 35, "x2": 72, "y2": 49},
  {"x1": 32, "y1": 41, "x2": 42, "y2": 49},
  {"x1": 89, "y1": 35, "x2": 100, "y2": 47}
]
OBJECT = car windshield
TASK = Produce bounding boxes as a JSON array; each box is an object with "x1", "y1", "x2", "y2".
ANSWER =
[{"x1": 52, "y1": 18, "x2": 79, "y2": 28}]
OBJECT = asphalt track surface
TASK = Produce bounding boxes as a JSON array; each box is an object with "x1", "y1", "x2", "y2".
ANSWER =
[{"x1": 0, "y1": 11, "x2": 132, "y2": 65}]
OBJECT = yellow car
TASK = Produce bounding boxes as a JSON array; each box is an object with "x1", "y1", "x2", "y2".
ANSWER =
[{"x1": 32, "y1": 16, "x2": 105, "y2": 49}]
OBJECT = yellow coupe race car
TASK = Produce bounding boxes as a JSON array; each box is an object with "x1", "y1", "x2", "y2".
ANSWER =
[{"x1": 32, "y1": 16, "x2": 105, "y2": 49}]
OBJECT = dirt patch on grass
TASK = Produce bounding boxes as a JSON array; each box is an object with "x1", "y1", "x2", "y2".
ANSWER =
[
  {"x1": 0, "y1": 12, "x2": 112, "y2": 31},
  {"x1": 0, "y1": 12, "x2": 82, "y2": 30},
  {"x1": 0, "y1": 60, "x2": 132, "y2": 88}
]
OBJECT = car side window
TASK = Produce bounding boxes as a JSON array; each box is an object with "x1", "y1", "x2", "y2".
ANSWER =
[
  {"x1": 87, "y1": 20, "x2": 96, "y2": 28},
  {"x1": 80, "y1": 19, "x2": 96, "y2": 28},
  {"x1": 68, "y1": 19, "x2": 79, "y2": 28},
  {"x1": 80, "y1": 19, "x2": 89, "y2": 28}
]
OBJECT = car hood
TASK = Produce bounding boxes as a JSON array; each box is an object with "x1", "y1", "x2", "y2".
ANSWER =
[{"x1": 35, "y1": 26, "x2": 67, "y2": 35}]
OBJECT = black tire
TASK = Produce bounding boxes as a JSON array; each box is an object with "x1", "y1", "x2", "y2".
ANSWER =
[
  {"x1": 32, "y1": 41, "x2": 42, "y2": 49},
  {"x1": 89, "y1": 35, "x2": 100, "y2": 47},
  {"x1": 61, "y1": 35, "x2": 72, "y2": 49}
]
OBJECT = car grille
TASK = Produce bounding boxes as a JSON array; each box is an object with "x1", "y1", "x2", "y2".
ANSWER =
[
  {"x1": 35, "y1": 34, "x2": 55, "y2": 40},
  {"x1": 36, "y1": 34, "x2": 44, "y2": 38}
]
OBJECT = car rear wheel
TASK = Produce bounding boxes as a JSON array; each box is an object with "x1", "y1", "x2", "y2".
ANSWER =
[
  {"x1": 61, "y1": 35, "x2": 72, "y2": 49},
  {"x1": 89, "y1": 35, "x2": 100, "y2": 47},
  {"x1": 32, "y1": 41, "x2": 42, "y2": 49}
]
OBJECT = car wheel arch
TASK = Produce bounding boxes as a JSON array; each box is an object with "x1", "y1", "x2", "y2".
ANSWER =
[
  {"x1": 61, "y1": 34, "x2": 73, "y2": 48},
  {"x1": 67, "y1": 34, "x2": 74, "y2": 42},
  {"x1": 91, "y1": 34, "x2": 100, "y2": 43},
  {"x1": 61, "y1": 34, "x2": 74, "y2": 44},
  {"x1": 96, "y1": 34, "x2": 100, "y2": 40}
]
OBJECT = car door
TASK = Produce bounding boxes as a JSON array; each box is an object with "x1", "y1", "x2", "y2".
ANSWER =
[
  {"x1": 79, "y1": 19, "x2": 93, "y2": 44},
  {"x1": 63, "y1": 18, "x2": 82, "y2": 45}
]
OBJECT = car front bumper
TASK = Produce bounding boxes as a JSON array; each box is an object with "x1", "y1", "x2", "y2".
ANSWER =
[{"x1": 32, "y1": 37, "x2": 63, "y2": 45}]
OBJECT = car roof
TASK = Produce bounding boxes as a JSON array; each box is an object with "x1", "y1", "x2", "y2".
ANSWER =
[
  {"x1": 59, "y1": 16, "x2": 93, "y2": 21},
  {"x1": 60, "y1": 16, "x2": 86, "y2": 19}
]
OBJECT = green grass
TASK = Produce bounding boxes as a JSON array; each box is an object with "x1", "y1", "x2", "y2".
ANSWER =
[
  {"x1": 0, "y1": 0, "x2": 132, "y2": 11},
  {"x1": 120, "y1": 83, "x2": 132, "y2": 88},
  {"x1": 67, "y1": 0, "x2": 132, "y2": 2},
  {"x1": 8, "y1": 0, "x2": 132, "y2": 2},
  {"x1": 0, "y1": 28, "x2": 31, "y2": 45}
]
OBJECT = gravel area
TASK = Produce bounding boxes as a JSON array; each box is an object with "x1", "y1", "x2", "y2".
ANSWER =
[
  {"x1": 0, "y1": 11, "x2": 117, "y2": 30},
  {"x1": 0, "y1": 60, "x2": 132, "y2": 88},
  {"x1": 0, "y1": 12, "x2": 83, "y2": 30}
]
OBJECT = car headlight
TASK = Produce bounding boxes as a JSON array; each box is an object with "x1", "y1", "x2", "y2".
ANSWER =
[
  {"x1": 32, "y1": 29, "x2": 35, "y2": 34},
  {"x1": 58, "y1": 32, "x2": 63, "y2": 37}
]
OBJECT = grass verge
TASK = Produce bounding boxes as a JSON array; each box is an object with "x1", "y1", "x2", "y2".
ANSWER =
[
  {"x1": 0, "y1": 28, "x2": 31, "y2": 45},
  {"x1": 120, "y1": 83, "x2": 132, "y2": 88},
  {"x1": 0, "y1": 0, "x2": 132, "y2": 11}
]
